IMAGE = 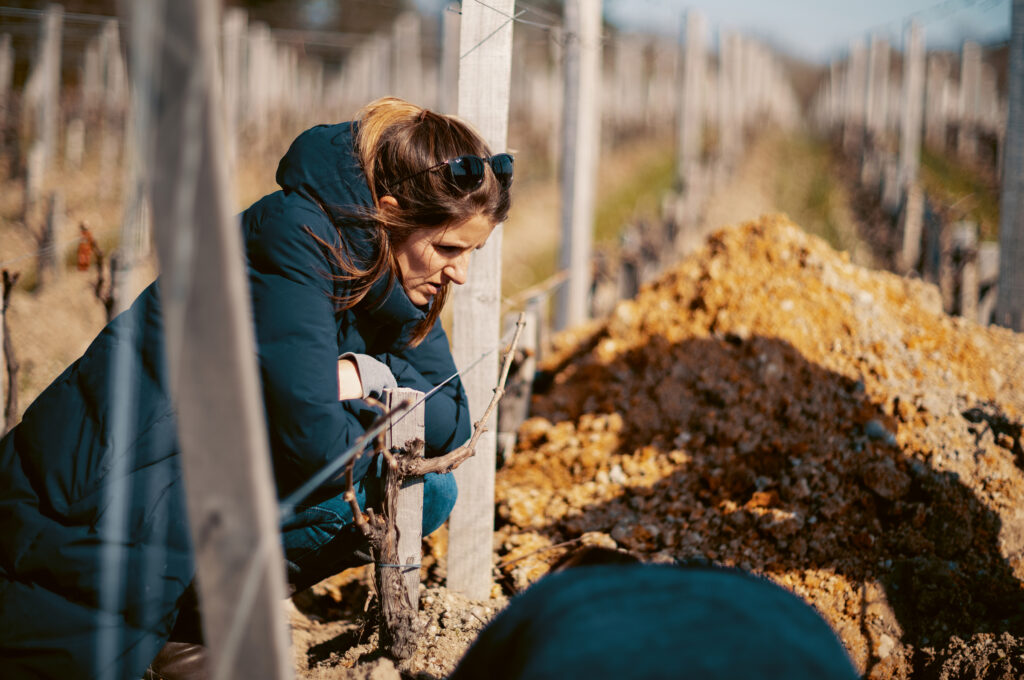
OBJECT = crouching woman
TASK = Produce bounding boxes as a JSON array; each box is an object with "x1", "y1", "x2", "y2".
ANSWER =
[{"x1": 0, "y1": 96, "x2": 513, "y2": 679}]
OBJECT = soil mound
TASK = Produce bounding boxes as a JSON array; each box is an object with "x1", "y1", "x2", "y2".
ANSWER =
[{"x1": 496, "y1": 214, "x2": 1024, "y2": 679}]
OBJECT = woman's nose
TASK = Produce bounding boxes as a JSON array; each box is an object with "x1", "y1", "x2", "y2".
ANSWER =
[{"x1": 445, "y1": 253, "x2": 470, "y2": 285}]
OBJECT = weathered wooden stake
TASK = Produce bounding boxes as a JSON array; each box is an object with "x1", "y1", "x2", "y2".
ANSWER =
[
  {"x1": 65, "y1": 118, "x2": 85, "y2": 169},
  {"x1": 865, "y1": 36, "x2": 889, "y2": 144},
  {"x1": 439, "y1": 3, "x2": 460, "y2": 114},
  {"x1": 222, "y1": 8, "x2": 247, "y2": 181},
  {"x1": 386, "y1": 387, "x2": 426, "y2": 610},
  {"x1": 121, "y1": 0, "x2": 293, "y2": 677},
  {"x1": 844, "y1": 39, "x2": 867, "y2": 153},
  {"x1": 957, "y1": 41, "x2": 982, "y2": 162},
  {"x1": 24, "y1": 141, "x2": 44, "y2": 225},
  {"x1": 0, "y1": 34, "x2": 12, "y2": 151},
  {"x1": 900, "y1": 182, "x2": 925, "y2": 273},
  {"x1": 677, "y1": 9, "x2": 706, "y2": 189},
  {"x1": 392, "y1": 12, "x2": 423, "y2": 107},
  {"x1": 98, "y1": 19, "x2": 126, "y2": 199},
  {"x1": 449, "y1": 0, "x2": 515, "y2": 600},
  {"x1": 42, "y1": 190, "x2": 65, "y2": 284},
  {"x1": 953, "y1": 221, "x2": 979, "y2": 321},
  {"x1": 925, "y1": 55, "x2": 950, "y2": 151},
  {"x1": 996, "y1": 0, "x2": 1024, "y2": 331},
  {"x1": 979, "y1": 241, "x2": 1001, "y2": 324},
  {"x1": 36, "y1": 5, "x2": 62, "y2": 172},
  {"x1": 555, "y1": 0, "x2": 602, "y2": 331},
  {"x1": 899, "y1": 21, "x2": 925, "y2": 187},
  {"x1": 939, "y1": 219, "x2": 955, "y2": 312}
]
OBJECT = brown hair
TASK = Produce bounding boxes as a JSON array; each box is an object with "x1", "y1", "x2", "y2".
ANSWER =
[{"x1": 327, "y1": 97, "x2": 511, "y2": 347}]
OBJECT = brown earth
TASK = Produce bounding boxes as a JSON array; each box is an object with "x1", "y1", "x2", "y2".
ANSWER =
[{"x1": 493, "y1": 215, "x2": 1024, "y2": 679}]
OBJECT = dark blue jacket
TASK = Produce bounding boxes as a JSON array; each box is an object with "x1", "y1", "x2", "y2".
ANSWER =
[{"x1": 0, "y1": 122, "x2": 471, "y2": 678}]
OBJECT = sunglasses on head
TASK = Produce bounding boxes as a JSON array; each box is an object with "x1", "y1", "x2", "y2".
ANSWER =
[{"x1": 392, "y1": 153, "x2": 514, "y2": 193}]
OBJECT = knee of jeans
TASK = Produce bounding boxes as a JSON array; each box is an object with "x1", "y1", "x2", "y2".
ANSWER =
[{"x1": 421, "y1": 472, "x2": 458, "y2": 536}]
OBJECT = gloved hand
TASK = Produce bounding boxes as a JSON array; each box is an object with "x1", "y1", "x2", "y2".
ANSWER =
[{"x1": 339, "y1": 352, "x2": 398, "y2": 399}]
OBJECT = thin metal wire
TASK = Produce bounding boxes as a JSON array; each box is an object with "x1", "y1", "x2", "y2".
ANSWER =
[
  {"x1": 0, "y1": 6, "x2": 119, "y2": 23},
  {"x1": 378, "y1": 563, "x2": 422, "y2": 568},
  {"x1": 473, "y1": 0, "x2": 561, "y2": 33},
  {"x1": 501, "y1": 269, "x2": 568, "y2": 312},
  {"x1": 461, "y1": 7, "x2": 527, "y2": 61}
]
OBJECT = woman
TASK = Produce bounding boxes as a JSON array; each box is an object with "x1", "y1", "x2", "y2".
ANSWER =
[{"x1": 0, "y1": 97, "x2": 512, "y2": 679}]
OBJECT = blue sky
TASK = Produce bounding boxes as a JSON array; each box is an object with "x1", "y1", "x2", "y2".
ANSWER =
[
  {"x1": 604, "y1": 0, "x2": 1011, "y2": 61},
  {"x1": 415, "y1": 0, "x2": 1012, "y2": 63}
]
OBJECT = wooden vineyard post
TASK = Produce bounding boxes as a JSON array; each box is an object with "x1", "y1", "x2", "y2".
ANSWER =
[
  {"x1": 386, "y1": 388, "x2": 426, "y2": 609},
  {"x1": 717, "y1": 30, "x2": 738, "y2": 169},
  {"x1": 865, "y1": 36, "x2": 889, "y2": 147},
  {"x1": 939, "y1": 219, "x2": 955, "y2": 312},
  {"x1": 98, "y1": 19, "x2": 125, "y2": 200},
  {"x1": 439, "y1": 3, "x2": 460, "y2": 114},
  {"x1": 953, "y1": 222, "x2": 979, "y2": 322},
  {"x1": 677, "y1": 9, "x2": 706, "y2": 191},
  {"x1": 449, "y1": 0, "x2": 515, "y2": 600},
  {"x1": 925, "y1": 55, "x2": 950, "y2": 152},
  {"x1": 957, "y1": 41, "x2": 982, "y2": 163},
  {"x1": 555, "y1": 0, "x2": 602, "y2": 331},
  {"x1": 0, "y1": 34, "x2": 11, "y2": 154},
  {"x1": 392, "y1": 12, "x2": 423, "y2": 108},
  {"x1": 38, "y1": 189, "x2": 65, "y2": 287},
  {"x1": 33, "y1": 5, "x2": 62, "y2": 173},
  {"x1": 222, "y1": 8, "x2": 247, "y2": 181},
  {"x1": 996, "y1": 0, "x2": 1024, "y2": 331},
  {"x1": 979, "y1": 242, "x2": 1001, "y2": 324},
  {"x1": 899, "y1": 21, "x2": 925, "y2": 187},
  {"x1": 900, "y1": 183, "x2": 925, "y2": 274},
  {"x1": 120, "y1": 1, "x2": 293, "y2": 677},
  {"x1": 844, "y1": 39, "x2": 867, "y2": 153}
]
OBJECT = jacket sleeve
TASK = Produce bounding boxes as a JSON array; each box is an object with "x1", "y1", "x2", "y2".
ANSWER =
[
  {"x1": 246, "y1": 203, "x2": 377, "y2": 494},
  {"x1": 378, "y1": 319, "x2": 472, "y2": 457}
]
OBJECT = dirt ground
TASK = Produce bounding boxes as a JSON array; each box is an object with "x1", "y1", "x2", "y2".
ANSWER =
[{"x1": 495, "y1": 214, "x2": 1024, "y2": 679}]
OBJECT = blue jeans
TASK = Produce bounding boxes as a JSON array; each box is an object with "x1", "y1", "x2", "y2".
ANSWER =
[{"x1": 280, "y1": 466, "x2": 457, "y2": 592}]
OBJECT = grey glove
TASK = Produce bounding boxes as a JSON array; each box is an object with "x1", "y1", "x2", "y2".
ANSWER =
[{"x1": 340, "y1": 352, "x2": 398, "y2": 399}]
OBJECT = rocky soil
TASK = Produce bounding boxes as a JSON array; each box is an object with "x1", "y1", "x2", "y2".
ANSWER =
[
  {"x1": 292, "y1": 214, "x2": 1024, "y2": 679},
  {"x1": 494, "y1": 214, "x2": 1024, "y2": 679}
]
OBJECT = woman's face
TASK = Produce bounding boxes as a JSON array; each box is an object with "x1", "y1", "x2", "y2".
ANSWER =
[{"x1": 393, "y1": 213, "x2": 495, "y2": 306}]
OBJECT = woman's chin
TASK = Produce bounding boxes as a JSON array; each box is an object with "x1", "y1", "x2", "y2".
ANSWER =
[{"x1": 406, "y1": 288, "x2": 430, "y2": 307}]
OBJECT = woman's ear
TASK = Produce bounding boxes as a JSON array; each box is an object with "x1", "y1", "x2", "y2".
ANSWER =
[{"x1": 379, "y1": 195, "x2": 399, "y2": 211}]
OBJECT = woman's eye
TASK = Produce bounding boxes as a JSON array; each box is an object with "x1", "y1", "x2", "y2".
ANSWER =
[{"x1": 437, "y1": 244, "x2": 463, "y2": 255}]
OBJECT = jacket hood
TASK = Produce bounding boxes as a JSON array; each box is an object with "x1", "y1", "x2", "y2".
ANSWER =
[
  {"x1": 274, "y1": 121, "x2": 427, "y2": 340},
  {"x1": 275, "y1": 122, "x2": 374, "y2": 220}
]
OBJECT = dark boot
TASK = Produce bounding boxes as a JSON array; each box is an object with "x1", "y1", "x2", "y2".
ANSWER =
[{"x1": 143, "y1": 641, "x2": 208, "y2": 680}]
